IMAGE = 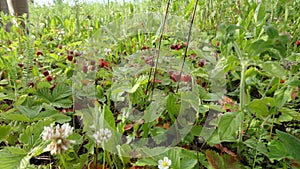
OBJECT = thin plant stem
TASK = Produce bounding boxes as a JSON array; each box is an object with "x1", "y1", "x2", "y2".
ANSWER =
[
  {"x1": 145, "y1": 0, "x2": 171, "y2": 96},
  {"x1": 60, "y1": 153, "x2": 67, "y2": 169},
  {"x1": 233, "y1": 41, "x2": 246, "y2": 154},
  {"x1": 102, "y1": 144, "x2": 106, "y2": 169},
  {"x1": 176, "y1": 0, "x2": 199, "y2": 93},
  {"x1": 94, "y1": 144, "x2": 98, "y2": 169}
]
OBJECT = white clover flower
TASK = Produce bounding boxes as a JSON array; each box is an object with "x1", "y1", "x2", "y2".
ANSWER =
[
  {"x1": 158, "y1": 157, "x2": 171, "y2": 169},
  {"x1": 42, "y1": 123, "x2": 75, "y2": 155},
  {"x1": 93, "y1": 128, "x2": 112, "y2": 145}
]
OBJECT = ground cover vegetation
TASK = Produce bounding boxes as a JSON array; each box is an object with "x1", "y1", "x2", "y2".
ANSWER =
[{"x1": 0, "y1": 0, "x2": 300, "y2": 168}]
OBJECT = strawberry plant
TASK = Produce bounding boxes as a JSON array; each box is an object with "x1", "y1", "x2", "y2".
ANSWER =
[{"x1": 0, "y1": 0, "x2": 300, "y2": 169}]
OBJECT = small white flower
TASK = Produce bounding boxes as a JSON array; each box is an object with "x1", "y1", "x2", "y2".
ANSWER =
[
  {"x1": 93, "y1": 128, "x2": 112, "y2": 145},
  {"x1": 158, "y1": 157, "x2": 171, "y2": 169},
  {"x1": 41, "y1": 123, "x2": 74, "y2": 155}
]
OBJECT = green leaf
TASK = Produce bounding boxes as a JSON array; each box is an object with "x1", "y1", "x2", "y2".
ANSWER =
[
  {"x1": 275, "y1": 87, "x2": 293, "y2": 108},
  {"x1": 262, "y1": 61, "x2": 286, "y2": 79},
  {"x1": 279, "y1": 107, "x2": 300, "y2": 121},
  {"x1": 180, "y1": 158, "x2": 198, "y2": 169},
  {"x1": 0, "y1": 147, "x2": 30, "y2": 169},
  {"x1": 276, "y1": 130, "x2": 300, "y2": 163},
  {"x1": 218, "y1": 111, "x2": 243, "y2": 142},
  {"x1": 16, "y1": 105, "x2": 42, "y2": 119},
  {"x1": 134, "y1": 157, "x2": 157, "y2": 166},
  {"x1": 268, "y1": 140, "x2": 289, "y2": 162},
  {"x1": 0, "y1": 125, "x2": 11, "y2": 141},
  {"x1": 265, "y1": 25, "x2": 279, "y2": 39},
  {"x1": 244, "y1": 137, "x2": 268, "y2": 156},
  {"x1": 247, "y1": 97, "x2": 275, "y2": 118},
  {"x1": 1, "y1": 112, "x2": 31, "y2": 122},
  {"x1": 248, "y1": 39, "x2": 270, "y2": 57},
  {"x1": 288, "y1": 80, "x2": 300, "y2": 87},
  {"x1": 103, "y1": 104, "x2": 116, "y2": 129},
  {"x1": 19, "y1": 120, "x2": 52, "y2": 149},
  {"x1": 166, "y1": 94, "x2": 179, "y2": 122},
  {"x1": 52, "y1": 83, "x2": 72, "y2": 100}
]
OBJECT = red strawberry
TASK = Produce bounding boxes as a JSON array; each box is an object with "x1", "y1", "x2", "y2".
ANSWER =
[
  {"x1": 198, "y1": 59, "x2": 205, "y2": 67},
  {"x1": 296, "y1": 40, "x2": 300, "y2": 47},
  {"x1": 170, "y1": 44, "x2": 177, "y2": 50},
  {"x1": 36, "y1": 51, "x2": 43, "y2": 56},
  {"x1": 216, "y1": 41, "x2": 220, "y2": 46},
  {"x1": 28, "y1": 81, "x2": 34, "y2": 87},
  {"x1": 181, "y1": 74, "x2": 192, "y2": 82},
  {"x1": 58, "y1": 44, "x2": 62, "y2": 49},
  {"x1": 280, "y1": 79, "x2": 285, "y2": 83},
  {"x1": 46, "y1": 75, "x2": 52, "y2": 82},
  {"x1": 18, "y1": 63, "x2": 24, "y2": 67},
  {"x1": 141, "y1": 46, "x2": 150, "y2": 50},
  {"x1": 43, "y1": 70, "x2": 49, "y2": 76},
  {"x1": 68, "y1": 50, "x2": 74, "y2": 55},
  {"x1": 67, "y1": 55, "x2": 73, "y2": 61},
  {"x1": 176, "y1": 44, "x2": 183, "y2": 50},
  {"x1": 82, "y1": 65, "x2": 88, "y2": 73},
  {"x1": 171, "y1": 73, "x2": 180, "y2": 82}
]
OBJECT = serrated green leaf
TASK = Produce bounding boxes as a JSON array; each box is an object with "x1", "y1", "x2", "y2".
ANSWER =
[
  {"x1": 276, "y1": 130, "x2": 300, "y2": 163},
  {"x1": 279, "y1": 107, "x2": 300, "y2": 121},
  {"x1": 0, "y1": 125, "x2": 11, "y2": 141},
  {"x1": 180, "y1": 158, "x2": 198, "y2": 169},
  {"x1": 16, "y1": 105, "x2": 42, "y2": 119},
  {"x1": 0, "y1": 147, "x2": 30, "y2": 169},
  {"x1": 52, "y1": 98, "x2": 73, "y2": 108},
  {"x1": 218, "y1": 111, "x2": 243, "y2": 142},
  {"x1": 262, "y1": 61, "x2": 286, "y2": 79},
  {"x1": 1, "y1": 112, "x2": 31, "y2": 122},
  {"x1": 52, "y1": 83, "x2": 72, "y2": 100},
  {"x1": 268, "y1": 140, "x2": 289, "y2": 162},
  {"x1": 19, "y1": 120, "x2": 52, "y2": 149},
  {"x1": 275, "y1": 87, "x2": 293, "y2": 108},
  {"x1": 247, "y1": 98, "x2": 275, "y2": 118}
]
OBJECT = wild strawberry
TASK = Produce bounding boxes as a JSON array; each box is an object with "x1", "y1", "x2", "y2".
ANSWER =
[
  {"x1": 67, "y1": 55, "x2": 73, "y2": 61},
  {"x1": 171, "y1": 73, "x2": 180, "y2": 82},
  {"x1": 198, "y1": 59, "x2": 205, "y2": 67},
  {"x1": 46, "y1": 75, "x2": 52, "y2": 82},
  {"x1": 99, "y1": 59, "x2": 105, "y2": 68},
  {"x1": 58, "y1": 44, "x2": 62, "y2": 49},
  {"x1": 170, "y1": 44, "x2": 177, "y2": 50},
  {"x1": 82, "y1": 65, "x2": 88, "y2": 73},
  {"x1": 18, "y1": 63, "x2": 24, "y2": 67},
  {"x1": 36, "y1": 51, "x2": 43, "y2": 56},
  {"x1": 280, "y1": 79, "x2": 285, "y2": 83},
  {"x1": 296, "y1": 40, "x2": 300, "y2": 47},
  {"x1": 50, "y1": 83, "x2": 56, "y2": 91},
  {"x1": 43, "y1": 70, "x2": 49, "y2": 76},
  {"x1": 216, "y1": 41, "x2": 220, "y2": 46},
  {"x1": 177, "y1": 44, "x2": 183, "y2": 50},
  {"x1": 181, "y1": 74, "x2": 192, "y2": 82},
  {"x1": 68, "y1": 50, "x2": 74, "y2": 55},
  {"x1": 141, "y1": 46, "x2": 150, "y2": 50},
  {"x1": 28, "y1": 81, "x2": 34, "y2": 87}
]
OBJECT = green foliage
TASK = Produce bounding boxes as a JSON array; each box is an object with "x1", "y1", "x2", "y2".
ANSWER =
[{"x1": 0, "y1": 0, "x2": 299, "y2": 168}]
